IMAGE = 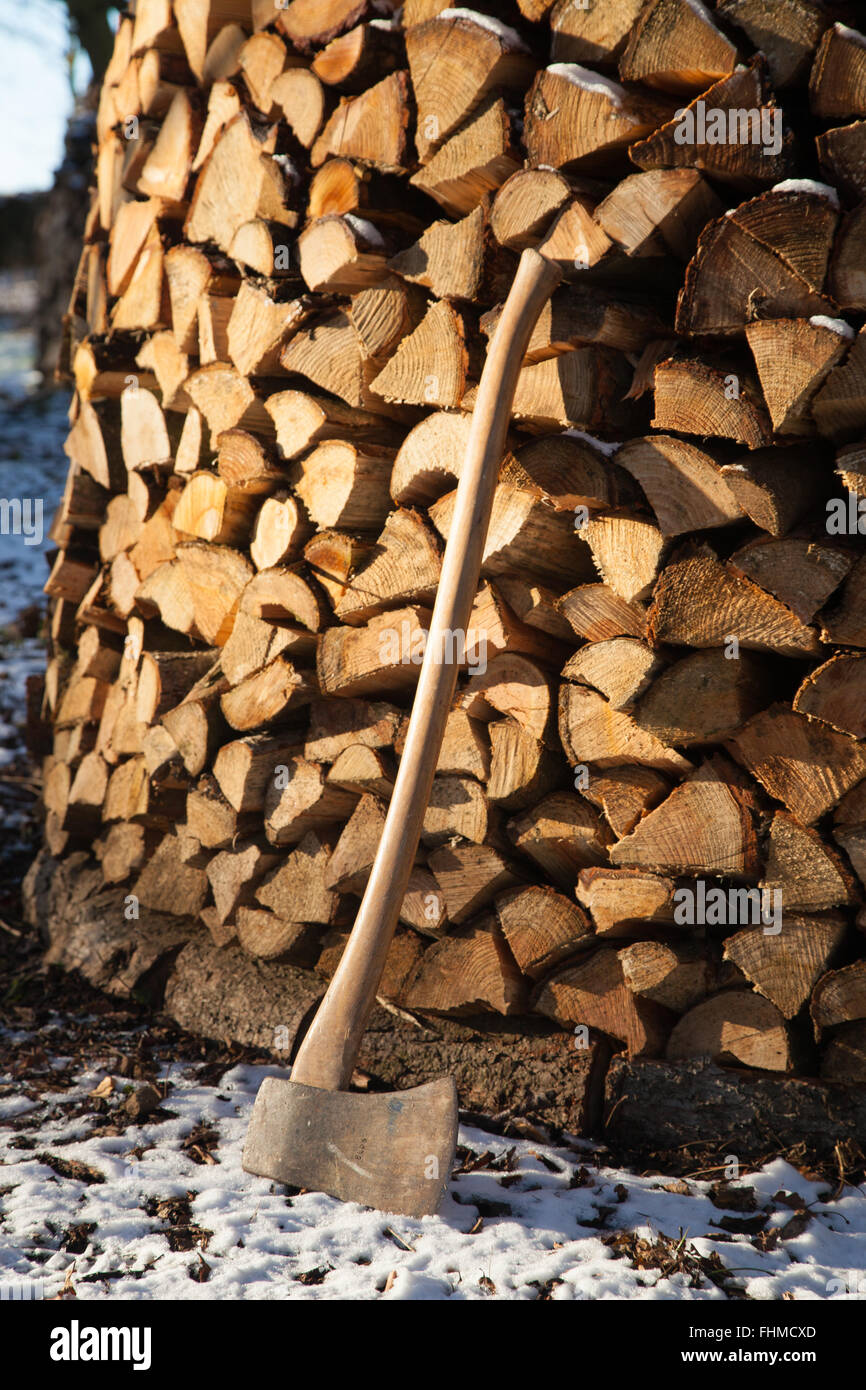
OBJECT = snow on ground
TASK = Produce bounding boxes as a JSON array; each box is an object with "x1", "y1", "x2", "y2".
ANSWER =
[
  {"x1": 0, "y1": 271, "x2": 68, "y2": 825},
  {"x1": 2, "y1": 1020, "x2": 866, "y2": 1302}
]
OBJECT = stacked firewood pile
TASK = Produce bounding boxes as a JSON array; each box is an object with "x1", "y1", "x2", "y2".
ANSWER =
[{"x1": 44, "y1": 0, "x2": 866, "y2": 1089}]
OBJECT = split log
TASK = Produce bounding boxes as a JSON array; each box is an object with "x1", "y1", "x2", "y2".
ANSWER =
[
  {"x1": 576, "y1": 867, "x2": 679, "y2": 936},
  {"x1": 495, "y1": 884, "x2": 592, "y2": 980},
  {"x1": 761, "y1": 811, "x2": 857, "y2": 911},
  {"x1": 304, "y1": 696, "x2": 402, "y2": 763},
  {"x1": 581, "y1": 767, "x2": 671, "y2": 839},
  {"x1": 489, "y1": 167, "x2": 572, "y2": 251},
  {"x1": 717, "y1": 0, "x2": 827, "y2": 89},
  {"x1": 427, "y1": 841, "x2": 521, "y2": 924},
  {"x1": 729, "y1": 704, "x2": 866, "y2": 824},
  {"x1": 647, "y1": 543, "x2": 821, "y2": 657},
  {"x1": 523, "y1": 64, "x2": 667, "y2": 173},
  {"x1": 809, "y1": 21, "x2": 866, "y2": 119},
  {"x1": 135, "y1": 832, "x2": 210, "y2": 917},
  {"x1": 730, "y1": 537, "x2": 851, "y2": 625},
  {"x1": 633, "y1": 649, "x2": 773, "y2": 745},
  {"x1": 630, "y1": 63, "x2": 794, "y2": 189},
  {"x1": 610, "y1": 756, "x2": 760, "y2": 877},
  {"x1": 534, "y1": 948, "x2": 671, "y2": 1056},
  {"x1": 617, "y1": 941, "x2": 712, "y2": 1015},
  {"x1": 430, "y1": 481, "x2": 594, "y2": 589},
  {"x1": 409, "y1": 96, "x2": 520, "y2": 216},
  {"x1": 652, "y1": 356, "x2": 772, "y2": 450},
  {"x1": 666, "y1": 989, "x2": 794, "y2": 1071},
  {"x1": 506, "y1": 791, "x2": 611, "y2": 887},
  {"x1": 812, "y1": 962, "x2": 866, "y2": 1037},
  {"x1": 486, "y1": 719, "x2": 563, "y2": 811},
  {"x1": 794, "y1": 654, "x2": 866, "y2": 739},
  {"x1": 400, "y1": 916, "x2": 526, "y2": 1017},
  {"x1": 312, "y1": 20, "x2": 404, "y2": 92},
  {"x1": 558, "y1": 583, "x2": 647, "y2": 642},
  {"x1": 562, "y1": 638, "x2": 663, "y2": 710},
  {"x1": 327, "y1": 744, "x2": 395, "y2": 800},
  {"x1": 255, "y1": 829, "x2": 343, "y2": 925},
  {"x1": 264, "y1": 756, "x2": 358, "y2": 846},
  {"x1": 316, "y1": 606, "x2": 431, "y2": 697},
  {"x1": 593, "y1": 168, "x2": 722, "y2": 260},
  {"x1": 559, "y1": 682, "x2": 692, "y2": 777},
  {"x1": 212, "y1": 732, "x2": 305, "y2": 813},
  {"x1": 311, "y1": 71, "x2": 411, "y2": 172},
  {"x1": 615, "y1": 435, "x2": 742, "y2": 535}
]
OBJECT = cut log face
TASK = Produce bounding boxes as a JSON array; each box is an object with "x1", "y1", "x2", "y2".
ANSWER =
[
  {"x1": 562, "y1": 638, "x2": 662, "y2": 711},
  {"x1": 533, "y1": 948, "x2": 671, "y2": 1056},
  {"x1": 388, "y1": 206, "x2": 489, "y2": 303},
  {"x1": 581, "y1": 767, "x2": 670, "y2": 839},
  {"x1": 761, "y1": 812, "x2": 856, "y2": 912},
  {"x1": 725, "y1": 914, "x2": 847, "y2": 1019},
  {"x1": 407, "y1": 10, "x2": 534, "y2": 159},
  {"x1": 427, "y1": 841, "x2": 521, "y2": 924},
  {"x1": 576, "y1": 867, "x2": 678, "y2": 937},
  {"x1": 617, "y1": 940, "x2": 711, "y2": 1015},
  {"x1": 611, "y1": 757, "x2": 759, "y2": 877},
  {"x1": 400, "y1": 915, "x2": 527, "y2": 1017},
  {"x1": 794, "y1": 654, "x2": 866, "y2": 738},
  {"x1": 430, "y1": 481, "x2": 594, "y2": 589},
  {"x1": 593, "y1": 168, "x2": 723, "y2": 261},
  {"x1": 332, "y1": 508, "x2": 440, "y2": 624},
  {"x1": 559, "y1": 682, "x2": 692, "y2": 778},
  {"x1": 264, "y1": 756, "x2": 358, "y2": 847},
  {"x1": 666, "y1": 989, "x2": 793, "y2": 1071},
  {"x1": 495, "y1": 884, "x2": 593, "y2": 980},
  {"x1": 652, "y1": 356, "x2": 772, "y2": 449},
  {"x1": 558, "y1": 584, "x2": 647, "y2": 642},
  {"x1": 811, "y1": 961, "x2": 866, "y2": 1036},
  {"x1": 809, "y1": 22, "x2": 866, "y2": 120},
  {"x1": 746, "y1": 317, "x2": 850, "y2": 435},
  {"x1": 618, "y1": 0, "x2": 738, "y2": 95},
  {"x1": 311, "y1": 71, "x2": 411, "y2": 172},
  {"x1": 524, "y1": 64, "x2": 665, "y2": 173},
  {"x1": 717, "y1": 0, "x2": 828, "y2": 90},
  {"x1": 728, "y1": 704, "x2": 866, "y2": 824},
  {"x1": 506, "y1": 791, "x2": 612, "y2": 888},
  {"x1": 255, "y1": 829, "x2": 342, "y2": 925},
  {"x1": 730, "y1": 537, "x2": 852, "y2": 626},
  {"x1": 630, "y1": 63, "x2": 794, "y2": 188},
  {"x1": 409, "y1": 96, "x2": 520, "y2": 216},
  {"x1": 633, "y1": 649, "x2": 773, "y2": 746},
  {"x1": 582, "y1": 510, "x2": 667, "y2": 602},
  {"x1": 614, "y1": 435, "x2": 742, "y2": 536},
  {"x1": 647, "y1": 543, "x2": 821, "y2": 657},
  {"x1": 390, "y1": 410, "x2": 473, "y2": 507},
  {"x1": 489, "y1": 167, "x2": 572, "y2": 251}
]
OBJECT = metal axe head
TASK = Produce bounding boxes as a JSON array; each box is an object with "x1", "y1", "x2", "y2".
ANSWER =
[{"x1": 242, "y1": 1076, "x2": 459, "y2": 1218}]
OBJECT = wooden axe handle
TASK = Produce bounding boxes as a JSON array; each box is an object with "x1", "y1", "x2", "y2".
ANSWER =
[{"x1": 291, "y1": 249, "x2": 562, "y2": 1092}]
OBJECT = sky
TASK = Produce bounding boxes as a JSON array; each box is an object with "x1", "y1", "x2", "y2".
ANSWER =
[{"x1": 0, "y1": 0, "x2": 97, "y2": 196}]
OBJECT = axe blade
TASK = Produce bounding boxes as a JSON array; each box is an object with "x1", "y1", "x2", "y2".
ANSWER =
[{"x1": 242, "y1": 1076, "x2": 459, "y2": 1218}]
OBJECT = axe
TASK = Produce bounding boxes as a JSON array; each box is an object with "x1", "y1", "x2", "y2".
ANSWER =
[{"x1": 243, "y1": 249, "x2": 562, "y2": 1217}]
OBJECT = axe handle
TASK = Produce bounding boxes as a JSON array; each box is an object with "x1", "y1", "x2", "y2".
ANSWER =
[{"x1": 291, "y1": 248, "x2": 562, "y2": 1092}]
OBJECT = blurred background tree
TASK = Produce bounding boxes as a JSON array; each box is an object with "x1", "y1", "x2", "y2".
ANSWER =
[{"x1": 64, "y1": 0, "x2": 114, "y2": 81}]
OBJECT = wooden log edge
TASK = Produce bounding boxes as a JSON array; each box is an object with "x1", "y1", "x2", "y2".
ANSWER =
[{"x1": 24, "y1": 849, "x2": 866, "y2": 1156}]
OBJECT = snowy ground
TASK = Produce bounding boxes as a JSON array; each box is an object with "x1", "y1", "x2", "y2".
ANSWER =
[
  {"x1": 0, "y1": 275, "x2": 865, "y2": 1303},
  {"x1": 2, "y1": 1006, "x2": 866, "y2": 1302},
  {"x1": 0, "y1": 273, "x2": 67, "y2": 865}
]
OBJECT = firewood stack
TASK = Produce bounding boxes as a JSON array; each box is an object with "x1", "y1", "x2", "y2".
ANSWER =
[{"x1": 44, "y1": 0, "x2": 866, "y2": 1091}]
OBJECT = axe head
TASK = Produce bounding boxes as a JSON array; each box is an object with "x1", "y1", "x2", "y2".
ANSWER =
[{"x1": 242, "y1": 1076, "x2": 459, "y2": 1218}]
